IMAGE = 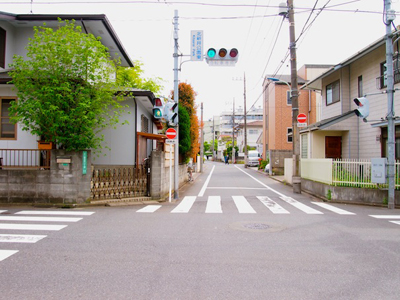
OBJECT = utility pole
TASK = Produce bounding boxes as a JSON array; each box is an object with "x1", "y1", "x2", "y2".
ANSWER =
[
  {"x1": 200, "y1": 102, "x2": 204, "y2": 172},
  {"x1": 244, "y1": 73, "x2": 248, "y2": 168},
  {"x1": 232, "y1": 98, "x2": 235, "y2": 164},
  {"x1": 287, "y1": 0, "x2": 301, "y2": 193},
  {"x1": 173, "y1": 10, "x2": 179, "y2": 199},
  {"x1": 385, "y1": 0, "x2": 396, "y2": 208}
]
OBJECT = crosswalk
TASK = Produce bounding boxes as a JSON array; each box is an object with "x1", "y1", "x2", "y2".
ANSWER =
[
  {"x1": 369, "y1": 215, "x2": 400, "y2": 226},
  {"x1": 137, "y1": 195, "x2": 356, "y2": 215},
  {"x1": 0, "y1": 210, "x2": 95, "y2": 262}
]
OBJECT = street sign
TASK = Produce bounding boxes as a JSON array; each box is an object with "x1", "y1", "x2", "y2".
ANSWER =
[
  {"x1": 166, "y1": 128, "x2": 177, "y2": 139},
  {"x1": 166, "y1": 139, "x2": 177, "y2": 144},
  {"x1": 297, "y1": 113, "x2": 307, "y2": 123},
  {"x1": 190, "y1": 30, "x2": 203, "y2": 61},
  {"x1": 297, "y1": 123, "x2": 307, "y2": 128}
]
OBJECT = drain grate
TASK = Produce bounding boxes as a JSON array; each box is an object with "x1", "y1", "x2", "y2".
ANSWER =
[{"x1": 242, "y1": 223, "x2": 270, "y2": 230}]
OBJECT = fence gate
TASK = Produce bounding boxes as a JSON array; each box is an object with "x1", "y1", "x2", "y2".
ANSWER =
[{"x1": 91, "y1": 164, "x2": 149, "y2": 200}]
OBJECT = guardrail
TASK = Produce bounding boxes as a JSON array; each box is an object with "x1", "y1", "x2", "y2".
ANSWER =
[{"x1": 0, "y1": 149, "x2": 51, "y2": 170}]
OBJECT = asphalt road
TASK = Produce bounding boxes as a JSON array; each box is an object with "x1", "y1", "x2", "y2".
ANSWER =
[{"x1": 0, "y1": 161, "x2": 399, "y2": 300}]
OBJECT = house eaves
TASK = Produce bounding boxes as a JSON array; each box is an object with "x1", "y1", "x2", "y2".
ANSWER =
[
  {"x1": 0, "y1": 11, "x2": 134, "y2": 67},
  {"x1": 301, "y1": 34, "x2": 390, "y2": 91},
  {"x1": 300, "y1": 110, "x2": 356, "y2": 132}
]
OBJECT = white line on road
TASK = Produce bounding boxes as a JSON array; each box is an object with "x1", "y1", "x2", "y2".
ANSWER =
[
  {"x1": 0, "y1": 224, "x2": 67, "y2": 231},
  {"x1": 198, "y1": 165, "x2": 215, "y2": 197},
  {"x1": 311, "y1": 202, "x2": 355, "y2": 215},
  {"x1": 389, "y1": 221, "x2": 400, "y2": 225},
  {"x1": 280, "y1": 197, "x2": 323, "y2": 214},
  {"x1": 257, "y1": 196, "x2": 290, "y2": 214},
  {"x1": 0, "y1": 216, "x2": 82, "y2": 222},
  {"x1": 206, "y1": 196, "x2": 222, "y2": 213},
  {"x1": 370, "y1": 215, "x2": 400, "y2": 219},
  {"x1": 0, "y1": 250, "x2": 18, "y2": 261},
  {"x1": 207, "y1": 187, "x2": 269, "y2": 190},
  {"x1": 0, "y1": 234, "x2": 47, "y2": 243},
  {"x1": 171, "y1": 196, "x2": 196, "y2": 213},
  {"x1": 0, "y1": 211, "x2": 7, "y2": 214},
  {"x1": 232, "y1": 196, "x2": 256, "y2": 214},
  {"x1": 16, "y1": 211, "x2": 95, "y2": 216},
  {"x1": 136, "y1": 205, "x2": 162, "y2": 213}
]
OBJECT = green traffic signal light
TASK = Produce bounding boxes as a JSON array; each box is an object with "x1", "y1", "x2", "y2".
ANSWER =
[
  {"x1": 153, "y1": 108, "x2": 162, "y2": 118},
  {"x1": 207, "y1": 48, "x2": 216, "y2": 58}
]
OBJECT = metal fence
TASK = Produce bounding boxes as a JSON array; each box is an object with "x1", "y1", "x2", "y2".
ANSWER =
[
  {"x1": 0, "y1": 149, "x2": 51, "y2": 169},
  {"x1": 91, "y1": 165, "x2": 149, "y2": 200},
  {"x1": 332, "y1": 159, "x2": 400, "y2": 189}
]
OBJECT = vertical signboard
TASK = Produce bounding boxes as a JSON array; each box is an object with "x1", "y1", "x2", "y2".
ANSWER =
[
  {"x1": 190, "y1": 30, "x2": 203, "y2": 61},
  {"x1": 82, "y1": 151, "x2": 87, "y2": 175}
]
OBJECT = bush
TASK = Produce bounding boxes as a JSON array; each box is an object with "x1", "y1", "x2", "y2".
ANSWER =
[{"x1": 259, "y1": 160, "x2": 268, "y2": 170}]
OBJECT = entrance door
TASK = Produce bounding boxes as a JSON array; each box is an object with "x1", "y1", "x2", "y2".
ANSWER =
[{"x1": 325, "y1": 136, "x2": 342, "y2": 159}]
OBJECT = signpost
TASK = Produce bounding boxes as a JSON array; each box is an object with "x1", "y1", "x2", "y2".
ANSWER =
[
  {"x1": 190, "y1": 30, "x2": 203, "y2": 61},
  {"x1": 166, "y1": 128, "x2": 177, "y2": 202},
  {"x1": 297, "y1": 113, "x2": 307, "y2": 128}
]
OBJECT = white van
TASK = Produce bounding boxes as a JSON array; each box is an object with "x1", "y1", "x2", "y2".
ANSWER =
[{"x1": 246, "y1": 150, "x2": 260, "y2": 167}]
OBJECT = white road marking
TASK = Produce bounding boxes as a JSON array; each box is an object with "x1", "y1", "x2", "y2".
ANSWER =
[
  {"x1": 207, "y1": 187, "x2": 268, "y2": 190},
  {"x1": 257, "y1": 196, "x2": 290, "y2": 214},
  {"x1": 206, "y1": 196, "x2": 222, "y2": 213},
  {"x1": 311, "y1": 202, "x2": 355, "y2": 215},
  {"x1": 0, "y1": 216, "x2": 82, "y2": 222},
  {"x1": 389, "y1": 221, "x2": 400, "y2": 226},
  {"x1": 0, "y1": 250, "x2": 18, "y2": 261},
  {"x1": 16, "y1": 210, "x2": 95, "y2": 216},
  {"x1": 280, "y1": 197, "x2": 323, "y2": 214},
  {"x1": 0, "y1": 224, "x2": 67, "y2": 231},
  {"x1": 370, "y1": 215, "x2": 400, "y2": 219},
  {"x1": 198, "y1": 165, "x2": 215, "y2": 197},
  {"x1": 232, "y1": 196, "x2": 256, "y2": 214},
  {"x1": 171, "y1": 196, "x2": 196, "y2": 213},
  {"x1": 0, "y1": 234, "x2": 47, "y2": 243},
  {"x1": 0, "y1": 211, "x2": 7, "y2": 214},
  {"x1": 137, "y1": 205, "x2": 162, "y2": 213}
]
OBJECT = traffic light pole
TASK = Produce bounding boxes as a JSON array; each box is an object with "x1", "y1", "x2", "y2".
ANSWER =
[
  {"x1": 385, "y1": 0, "x2": 395, "y2": 209},
  {"x1": 288, "y1": 0, "x2": 301, "y2": 193},
  {"x1": 173, "y1": 9, "x2": 179, "y2": 199}
]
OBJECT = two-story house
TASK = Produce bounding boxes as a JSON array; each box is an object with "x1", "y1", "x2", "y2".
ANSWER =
[
  {"x1": 301, "y1": 33, "x2": 400, "y2": 160},
  {"x1": 0, "y1": 12, "x2": 161, "y2": 166}
]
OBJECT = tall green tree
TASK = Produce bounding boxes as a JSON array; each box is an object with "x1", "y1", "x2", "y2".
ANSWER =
[
  {"x1": 178, "y1": 103, "x2": 191, "y2": 158},
  {"x1": 9, "y1": 19, "x2": 125, "y2": 151},
  {"x1": 116, "y1": 61, "x2": 163, "y2": 94}
]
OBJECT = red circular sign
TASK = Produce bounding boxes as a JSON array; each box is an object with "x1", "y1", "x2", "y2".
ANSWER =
[
  {"x1": 166, "y1": 128, "x2": 177, "y2": 139},
  {"x1": 297, "y1": 113, "x2": 307, "y2": 123}
]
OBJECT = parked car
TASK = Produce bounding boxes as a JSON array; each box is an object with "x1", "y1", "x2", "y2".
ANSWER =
[{"x1": 246, "y1": 150, "x2": 260, "y2": 167}]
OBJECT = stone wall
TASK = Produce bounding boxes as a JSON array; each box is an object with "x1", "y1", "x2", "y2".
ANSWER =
[
  {"x1": 0, "y1": 150, "x2": 91, "y2": 204},
  {"x1": 150, "y1": 150, "x2": 187, "y2": 200},
  {"x1": 270, "y1": 149, "x2": 292, "y2": 175}
]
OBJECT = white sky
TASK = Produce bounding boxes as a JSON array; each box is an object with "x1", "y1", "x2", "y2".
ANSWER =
[{"x1": 2, "y1": 0, "x2": 400, "y2": 120}]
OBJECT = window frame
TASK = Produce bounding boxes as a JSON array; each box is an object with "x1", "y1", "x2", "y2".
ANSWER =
[
  {"x1": 0, "y1": 27, "x2": 5, "y2": 69},
  {"x1": 287, "y1": 127, "x2": 293, "y2": 143},
  {"x1": 286, "y1": 90, "x2": 292, "y2": 106},
  {"x1": 0, "y1": 97, "x2": 17, "y2": 140},
  {"x1": 326, "y1": 80, "x2": 340, "y2": 106}
]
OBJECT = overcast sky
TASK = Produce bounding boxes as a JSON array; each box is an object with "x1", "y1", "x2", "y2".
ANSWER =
[{"x1": 2, "y1": 0, "x2": 400, "y2": 120}]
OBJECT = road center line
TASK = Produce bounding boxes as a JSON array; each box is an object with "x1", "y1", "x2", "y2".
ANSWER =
[{"x1": 198, "y1": 165, "x2": 215, "y2": 197}]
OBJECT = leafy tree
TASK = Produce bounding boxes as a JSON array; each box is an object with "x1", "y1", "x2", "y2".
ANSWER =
[
  {"x1": 204, "y1": 141, "x2": 211, "y2": 153},
  {"x1": 116, "y1": 61, "x2": 163, "y2": 94},
  {"x1": 9, "y1": 19, "x2": 125, "y2": 151},
  {"x1": 178, "y1": 103, "x2": 191, "y2": 159}
]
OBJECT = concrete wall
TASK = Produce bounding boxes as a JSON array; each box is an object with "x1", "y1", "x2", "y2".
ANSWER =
[
  {"x1": 150, "y1": 150, "x2": 187, "y2": 200},
  {"x1": 269, "y1": 149, "x2": 292, "y2": 175},
  {"x1": 0, "y1": 150, "x2": 91, "y2": 204}
]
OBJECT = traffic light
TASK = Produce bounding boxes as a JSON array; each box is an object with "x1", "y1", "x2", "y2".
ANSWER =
[
  {"x1": 354, "y1": 97, "x2": 369, "y2": 121},
  {"x1": 153, "y1": 98, "x2": 164, "y2": 119},
  {"x1": 205, "y1": 48, "x2": 239, "y2": 66},
  {"x1": 164, "y1": 102, "x2": 178, "y2": 125}
]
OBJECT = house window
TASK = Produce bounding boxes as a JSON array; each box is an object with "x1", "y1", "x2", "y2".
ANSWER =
[
  {"x1": 379, "y1": 55, "x2": 400, "y2": 89},
  {"x1": 141, "y1": 115, "x2": 149, "y2": 133},
  {"x1": 0, "y1": 27, "x2": 5, "y2": 69},
  {"x1": 0, "y1": 98, "x2": 16, "y2": 139},
  {"x1": 287, "y1": 127, "x2": 293, "y2": 143},
  {"x1": 381, "y1": 126, "x2": 400, "y2": 159},
  {"x1": 358, "y1": 76, "x2": 363, "y2": 97},
  {"x1": 326, "y1": 80, "x2": 340, "y2": 105},
  {"x1": 249, "y1": 129, "x2": 258, "y2": 135},
  {"x1": 286, "y1": 90, "x2": 292, "y2": 105},
  {"x1": 301, "y1": 134, "x2": 308, "y2": 158}
]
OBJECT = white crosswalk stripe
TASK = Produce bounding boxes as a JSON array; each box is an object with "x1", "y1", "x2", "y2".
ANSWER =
[
  {"x1": 370, "y1": 215, "x2": 400, "y2": 226},
  {"x1": 0, "y1": 210, "x2": 95, "y2": 262},
  {"x1": 257, "y1": 196, "x2": 290, "y2": 214},
  {"x1": 137, "y1": 196, "x2": 356, "y2": 216}
]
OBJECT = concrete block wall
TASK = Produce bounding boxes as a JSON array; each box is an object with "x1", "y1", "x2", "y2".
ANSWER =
[{"x1": 0, "y1": 150, "x2": 91, "y2": 204}]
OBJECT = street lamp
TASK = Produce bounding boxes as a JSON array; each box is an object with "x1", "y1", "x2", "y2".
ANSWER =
[{"x1": 267, "y1": 76, "x2": 301, "y2": 193}]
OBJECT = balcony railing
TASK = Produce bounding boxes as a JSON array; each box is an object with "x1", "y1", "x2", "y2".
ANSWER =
[{"x1": 0, "y1": 149, "x2": 51, "y2": 170}]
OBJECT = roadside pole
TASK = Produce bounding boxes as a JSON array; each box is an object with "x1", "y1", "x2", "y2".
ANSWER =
[{"x1": 173, "y1": 10, "x2": 179, "y2": 200}]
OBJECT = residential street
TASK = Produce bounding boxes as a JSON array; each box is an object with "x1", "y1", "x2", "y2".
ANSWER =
[{"x1": 0, "y1": 161, "x2": 400, "y2": 299}]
